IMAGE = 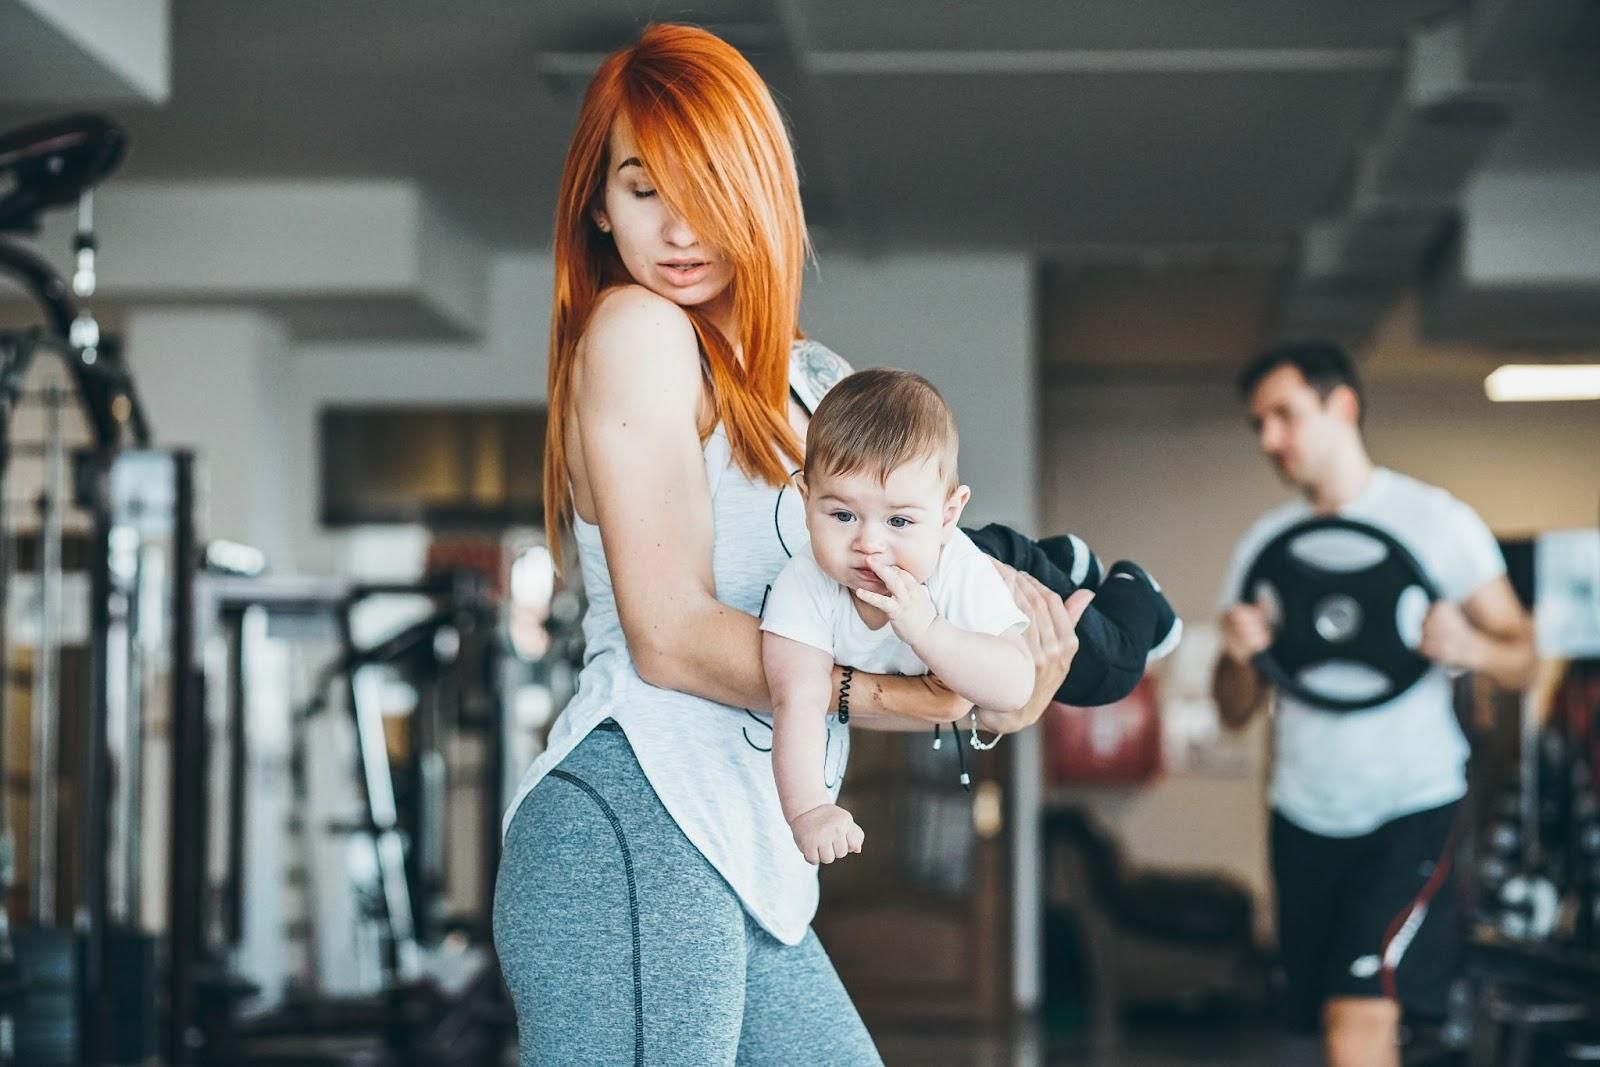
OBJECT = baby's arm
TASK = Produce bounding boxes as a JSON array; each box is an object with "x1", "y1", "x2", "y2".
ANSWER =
[
  {"x1": 763, "y1": 632, "x2": 863, "y2": 864},
  {"x1": 911, "y1": 622, "x2": 1033, "y2": 714},
  {"x1": 765, "y1": 632, "x2": 836, "y2": 822},
  {"x1": 856, "y1": 559, "x2": 1034, "y2": 713}
]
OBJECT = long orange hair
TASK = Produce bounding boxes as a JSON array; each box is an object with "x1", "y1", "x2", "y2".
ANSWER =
[{"x1": 544, "y1": 23, "x2": 809, "y2": 565}]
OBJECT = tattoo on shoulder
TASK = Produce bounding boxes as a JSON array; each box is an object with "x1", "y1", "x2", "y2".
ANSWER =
[{"x1": 792, "y1": 341, "x2": 851, "y2": 408}]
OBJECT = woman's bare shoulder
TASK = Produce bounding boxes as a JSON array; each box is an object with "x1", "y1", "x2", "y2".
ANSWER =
[
  {"x1": 584, "y1": 285, "x2": 697, "y2": 363},
  {"x1": 575, "y1": 285, "x2": 702, "y2": 416}
]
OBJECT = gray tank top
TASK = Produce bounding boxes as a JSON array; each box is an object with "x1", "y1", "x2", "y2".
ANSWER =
[{"x1": 503, "y1": 340, "x2": 852, "y2": 945}]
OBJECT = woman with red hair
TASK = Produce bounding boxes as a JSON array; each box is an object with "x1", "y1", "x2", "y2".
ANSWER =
[{"x1": 493, "y1": 24, "x2": 1078, "y2": 1063}]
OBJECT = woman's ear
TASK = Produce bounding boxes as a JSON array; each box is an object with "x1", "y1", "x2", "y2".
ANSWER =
[
  {"x1": 943, "y1": 485, "x2": 971, "y2": 539},
  {"x1": 592, "y1": 207, "x2": 612, "y2": 234}
]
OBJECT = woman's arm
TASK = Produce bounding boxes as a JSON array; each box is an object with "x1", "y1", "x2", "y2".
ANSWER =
[
  {"x1": 576, "y1": 287, "x2": 765, "y2": 702},
  {"x1": 838, "y1": 672, "x2": 972, "y2": 731},
  {"x1": 574, "y1": 287, "x2": 971, "y2": 724}
]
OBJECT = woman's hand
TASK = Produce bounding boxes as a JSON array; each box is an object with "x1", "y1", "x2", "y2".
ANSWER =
[{"x1": 977, "y1": 564, "x2": 1093, "y2": 735}]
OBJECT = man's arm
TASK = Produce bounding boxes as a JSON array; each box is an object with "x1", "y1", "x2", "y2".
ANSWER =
[
  {"x1": 1213, "y1": 600, "x2": 1274, "y2": 730},
  {"x1": 1212, "y1": 655, "x2": 1269, "y2": 730},
  {"x1": 1419, "y1": 575, "x2": 1536, "y2": 690}
]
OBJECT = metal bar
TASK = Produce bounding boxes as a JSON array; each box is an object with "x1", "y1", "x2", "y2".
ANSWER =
[
  {"x1": 223, "y1": 609, "x2": 248, "y2": 947},
  {"x1": 349, "y1": 665, "x2": 419, "y2": 980},
  {"x1": 165, "y1": 452, "x2": 202, "y2": 1066},
  {"x1": 481, "y1": 633, "x2": 506, "y2": 925},
  {"x1": 121, "y1": 540, "x2": 147, "y2": 927},
  {"x1": 30, "y1": 385, "x2": 64, "y2": 925},
  {"x1": 0, "y1": 342, "x2": 15, "y2": 1067},
  {"x1": 336, "y1": 596, "x2": 420, "y2": 980},
  {"x1": 79, "y1": 449, "x2": 114, "y2": 1065}
]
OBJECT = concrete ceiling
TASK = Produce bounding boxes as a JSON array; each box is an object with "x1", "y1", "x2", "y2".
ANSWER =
[
  {"x1": 1, "y1": 0, "x2": 1597, "y2": 350},
  {"x1": 0, "y1": 0, "x2": 1449, "y2": 254}
]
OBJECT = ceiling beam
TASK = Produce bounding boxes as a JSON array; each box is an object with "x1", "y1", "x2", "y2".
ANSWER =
[
  {"x1": 535, "y1": 47, "x2": 1397, "y2": 79},
  {"x1": 803, "y1": 48, "x2": 1395, "y2": 76}
]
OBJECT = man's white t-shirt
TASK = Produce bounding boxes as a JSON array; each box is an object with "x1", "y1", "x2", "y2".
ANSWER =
[
  {"x1": 1217, "y1": 468, "x2": 1507, "y2": 838},
  {"x1": 761, "y1": 528, "x2": 1028, "y2": 673}
]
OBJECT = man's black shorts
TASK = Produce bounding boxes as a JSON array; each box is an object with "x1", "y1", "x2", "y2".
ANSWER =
[{"x1": 1270, "y1": 800, "x2": 1462, "y2": 1032}]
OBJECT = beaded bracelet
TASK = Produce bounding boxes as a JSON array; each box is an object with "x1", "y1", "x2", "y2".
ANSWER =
[{"x1": 968, "y1": 710, "x2": 1002, "y2": 751}]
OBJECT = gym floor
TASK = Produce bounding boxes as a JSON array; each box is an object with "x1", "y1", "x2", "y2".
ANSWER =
[
  {"x1": 484, "y1": 1021, "x2": 1282, "y2": 1066},
  {"x1": 875, "y1": 1022, "x2": 1278, "y2": 1066}
]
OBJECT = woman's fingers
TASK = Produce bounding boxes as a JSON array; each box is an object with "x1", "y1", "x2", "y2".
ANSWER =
[{"x1": 1061, "y1": 588, "x2": 1093, "y2": 654}]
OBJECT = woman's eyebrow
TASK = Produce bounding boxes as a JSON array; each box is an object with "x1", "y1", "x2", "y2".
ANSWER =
[{"x1": 616, "y1": 156, "x2": 643, "y2": 173}]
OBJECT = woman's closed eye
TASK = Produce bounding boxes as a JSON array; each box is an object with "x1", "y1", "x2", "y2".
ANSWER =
[{"x1": 632, "y1": 186, "x2": 657, "y2": 199}]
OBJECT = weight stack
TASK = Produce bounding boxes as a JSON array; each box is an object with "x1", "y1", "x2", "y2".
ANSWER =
[{"x1": 12, "y1": 926, "x2": 76, "y2": 1065}]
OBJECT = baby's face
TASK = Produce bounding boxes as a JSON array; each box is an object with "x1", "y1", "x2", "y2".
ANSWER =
[{"x1": 802, "y1": 455, "x2": 966, "y2": 594}]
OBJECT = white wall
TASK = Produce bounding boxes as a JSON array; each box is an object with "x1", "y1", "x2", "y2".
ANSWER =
[
  {"x1": 801, "y1": 254, "x2": 1038, "y2": 531},
  {"x1": 126, "y1": 306, "x2": 294, "y2": 565}
]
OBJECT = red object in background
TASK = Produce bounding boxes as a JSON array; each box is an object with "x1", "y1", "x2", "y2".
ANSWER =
[
  {"x1": 425, "y1": 537, "x2": 507, "y2": 595},
  {"x1": 1045, "y1": 675, "x2": 1162, "y2": 784}
]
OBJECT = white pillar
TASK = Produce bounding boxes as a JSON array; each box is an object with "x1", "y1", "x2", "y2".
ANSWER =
[
  {"x1": 803, "y1": 253, "x2": 1045, "y2": 1010},
  {"x1": 124, "y1": 307, "x2": 294, "y2": 569}
]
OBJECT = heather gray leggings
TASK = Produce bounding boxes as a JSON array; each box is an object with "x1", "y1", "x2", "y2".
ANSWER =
[{"x1": 493, "y1": 721, "x2": 882, "y2": 1066}]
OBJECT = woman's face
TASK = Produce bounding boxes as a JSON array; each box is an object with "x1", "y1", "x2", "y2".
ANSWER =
[{"x1": 594, "y1": 121, "x2": 734, "y2": 315}]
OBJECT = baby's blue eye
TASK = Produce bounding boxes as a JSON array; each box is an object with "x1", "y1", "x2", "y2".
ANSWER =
[
  {"x1": 831, "y1": 511, "x2": 854, "y2": 524},
  {"x1": 888, "y1": 516, "x2": 912, "y2": 529}
]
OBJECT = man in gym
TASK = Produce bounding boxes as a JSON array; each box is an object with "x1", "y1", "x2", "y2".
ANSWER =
[{"x1": 1212, "y1": 341, "x2": 1535, "y2": 1066}]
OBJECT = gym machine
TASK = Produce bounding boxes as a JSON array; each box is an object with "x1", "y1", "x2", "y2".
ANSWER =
[
  {"x1": 1, "y1": 113, "x2": 174, "y2": 1065},
  {"x1": 182, "y1": 569, "x2": 516, "y2": 1066},
  {"x1": 1464, "y1": 529, "x2": 1600, "y2": 1065}
]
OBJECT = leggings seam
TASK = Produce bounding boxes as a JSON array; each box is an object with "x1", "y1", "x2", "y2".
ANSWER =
[{"x1": 548, "y1": 768, "x2": 645, "y2": 1067}]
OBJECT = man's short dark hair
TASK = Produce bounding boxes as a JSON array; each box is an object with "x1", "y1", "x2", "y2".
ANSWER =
[{"x1": 1236, "y1": 340, "x2": 1364, "y2": 422}]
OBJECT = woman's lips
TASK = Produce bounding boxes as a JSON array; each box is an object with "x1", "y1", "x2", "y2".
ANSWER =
[{"x1": 659, "y1": 260, "x2": 710, "y2": 287}]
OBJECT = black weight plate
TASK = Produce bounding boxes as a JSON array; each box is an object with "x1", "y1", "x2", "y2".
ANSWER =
[{"x1": 1240, "y1": 516, "x2": 1438, "y2": 712}]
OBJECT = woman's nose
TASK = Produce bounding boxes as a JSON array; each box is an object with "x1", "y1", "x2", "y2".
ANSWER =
[{"x1": 662, "y1": 212, "x2": 697, "y2": 248}]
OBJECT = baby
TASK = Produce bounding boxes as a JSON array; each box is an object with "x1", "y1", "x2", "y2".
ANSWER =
[{"x1": 761, "y1": 368, "x2": 1180, "y2": 865}]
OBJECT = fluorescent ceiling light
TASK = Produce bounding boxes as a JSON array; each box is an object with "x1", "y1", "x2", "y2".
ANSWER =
[{"x1": 1484, "y1": 364, "x2": 1600, "y2": 402}]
